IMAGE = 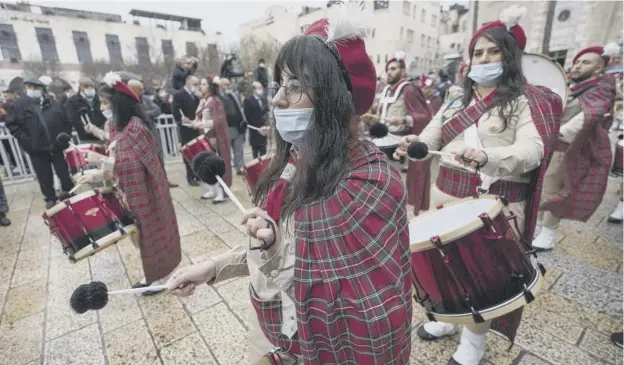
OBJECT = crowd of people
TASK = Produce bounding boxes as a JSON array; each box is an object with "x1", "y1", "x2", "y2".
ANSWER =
[{"x1": 0, "y1": 2, "x2": 622, "y2": 364}]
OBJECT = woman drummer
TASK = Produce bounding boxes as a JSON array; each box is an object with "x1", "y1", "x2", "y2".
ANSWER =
[
  {"x1": 77, "y1": 72, "x2": 181, "y2": 295},
  {"x1": 395, "y1": 6, "x2": 562, "y2": 365},
  {"x1": 193, "y1": 75, "x2": 232, "y2": 203},
  {"x1": 166, "y1": 3, "x2": 412, "y2": 363}
]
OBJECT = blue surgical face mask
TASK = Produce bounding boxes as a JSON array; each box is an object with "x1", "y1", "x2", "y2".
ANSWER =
[
  {"x1": 468, "y1": 62, "x2": 503, "y2": 86},
  {"x1": 102, "y1": 109, "x2": 113, "y2": 121},
  {"x1": 26, "y1": 89, "x2": 42, "y2": 99},
  {"x1": 273, "y1": 108, "x2": 313, "y2": 146},
  {"x1": 82, "y1": 88, "x2": 95, "y2": 99}
]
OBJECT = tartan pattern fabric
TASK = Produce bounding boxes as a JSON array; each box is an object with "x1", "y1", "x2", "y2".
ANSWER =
[
  {"x1": 204, "y1": 96, "x2": 232, "y2": 186},
  {"x1": 435, "y1": 165, "x2": 530, "y2": 203},
  {"x1": 0, "y1": 179, "x2": 7, "y2": 213},
  {"x1": 112, "y1": 118, "x2": 181, "y2": 282},
  {"x1": 436, "y1": 85, "x2": 562, "y2": 343},
  {"x1": 256, "y1": 142, "x2": 413, "y2": 364},
  {"x1": 541, "y1": 77, "x2": 616, "y2": 221}
]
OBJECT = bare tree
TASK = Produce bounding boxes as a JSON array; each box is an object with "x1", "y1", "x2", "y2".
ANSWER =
[
  {"x1": 195, "y1": 43, "x2": 222, "y2": 76},
  {"x1": 122, "y1": 37, "x2": 170, "y2": 90},
  {"x1": 80, "y1": 59, "x2": 112, "y2": 81},
  {"x1": 21, "y1": 58, "x2": 62, "y2": 78},
  {"x1": 237, "y1": 35, "x2": 281, "y2": 72}
]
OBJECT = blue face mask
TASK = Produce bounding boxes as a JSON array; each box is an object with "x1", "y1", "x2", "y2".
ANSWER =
[
  {"x1": 273, "y1": 108, "x2": 313, "y2": 146},
  {"x1": 468, "y1": 62, "x2": 503, "y2": 86},
  {"x1": 102, "y1": 109, "x2": 113, "y2": 121}
]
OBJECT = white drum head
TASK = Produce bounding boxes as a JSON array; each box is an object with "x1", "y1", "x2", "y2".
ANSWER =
[
  {"x1": 409, "y1": 196, "x2": 503, "y2": 251},
  {"x1": 522, "y1": 53, "x2": 569, "y2": 108},
  {"x1": 370, "y1": 134, "x2": 400, "y2": 149},
  {"x1": 618, "y1": 139, "x2": 623, "y2": 147}
]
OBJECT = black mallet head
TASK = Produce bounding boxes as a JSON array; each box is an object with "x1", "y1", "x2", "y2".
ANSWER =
[
  {"x1": 56, "y1": 132, "x2": 72, "y2": 145},
  {"x1": 407, "y1": 141, "x2": 429, "y2": 160},
  {"x1": 70, "y1": 281, "x2": 109, "y2": 314},
  {"x1": 369, "y1": 122, "x2": 389, "y2": 139},
  {"x1": 192, "y1": 151, "x2": 226, "y2": 185}
]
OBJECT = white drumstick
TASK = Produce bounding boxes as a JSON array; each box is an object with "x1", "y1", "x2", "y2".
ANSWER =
[
  {"x1": 69, "y1": 184, "x2": 83, "y2": 195},
  {"x1": 216, "y1": 175, "x2": 246, "y2": 213},
  {"x1": 108, "y1": 284, "x2": 168, "y2": 295},
  {"x1": 427, "y1": 151, "x2": 454, "y2": 158},
  {"x1": 247, "y1": 125, "x2": 262, "y2": 131}
]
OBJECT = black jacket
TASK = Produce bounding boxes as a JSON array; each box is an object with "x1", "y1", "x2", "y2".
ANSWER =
[
  {"x1": 255, "y1": 66, "x2": 269, "y2": 89},
  {"x1": 65, "y1": 93, "x2": 106, "y2": 141},
  {"x1": 5, "y1": 96, "x2": 73, "y2": 152},
  {"x1": 243, "y1": 94, "x2": 269, "y2": 147},
  {"x1": 172, "y1": 66, "x2": 189, "y2": 91},
  {"x1": 171, "y1": 88, "x2": 200, "y2": 144}
]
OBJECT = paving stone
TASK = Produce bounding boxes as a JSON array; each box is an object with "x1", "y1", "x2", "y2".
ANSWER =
[
  {"x1": 44, "y1": 323, "x2": 104, "y2": 365},
  {"x1": 104, "y1": 319, "x2": 160, "y2": 365},
  {"x1": 579, "y1": 328, "x2": 624, "y2": 365},
  {"x1": 160, "y1": 332, "x2": 217, "y2": 365},
  {"x1": 0, "y1": 313, "x2": 43, "y2": 365},
  {"x1": 2, "y1": 279, "x2": 46, "y2": 324},
  {"x1": 138, "y1": 292, "x2": 196, "y2": 349},
  {"x1": 193, "y1": 303, "x2": 247, "y2": 365}
]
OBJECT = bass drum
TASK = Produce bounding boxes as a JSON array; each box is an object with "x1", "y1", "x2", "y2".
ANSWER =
[{"x1": 522, "y1": 53, "x2": 569, "y2": 108}]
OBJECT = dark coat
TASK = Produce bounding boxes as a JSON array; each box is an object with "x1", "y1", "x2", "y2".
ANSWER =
[
  {"x1": 65, "y1": 93, "x2": 107, "y2": 141},
  {"x1": 171, "y1": 88, "x2": 200, "y2": 144},
  {"x1": 243, "y1": 94, "x2": 269, "y2": 147}
]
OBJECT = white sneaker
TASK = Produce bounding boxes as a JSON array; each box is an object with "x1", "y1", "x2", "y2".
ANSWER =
[
  {"x1": 451, "y1": 326, "x2": 486, "y2": 365},
  {"x1": 417, "y1": 321, "x2": 459, "y2": 340},
  {"x1": 201, "y1": 191, "x2": 216, "y2": 200},
  {"x1": 533, "y1": 227, "x2": 557, "y2": 251},
  {"x1": 608, "y1": 201, "x2": 623, "y2": 223}
]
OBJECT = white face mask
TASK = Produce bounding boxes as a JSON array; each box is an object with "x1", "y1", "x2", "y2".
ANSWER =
[
  {"x1": 259, "y1": 63, "x2": 265, "y2": 68},
  {"x1": 82, "y1": 88, "x2": 95, "y2": 99},
  {"x1": 102, "y1": 109, "x2": 113, "y2": 121},
  {"x1": 65, "y1": 90, "x2": 75, "y2": 98},
  {"x1": 274, "y1": 108, "x2": 313, "y2": 146},
  {"x1": 468, "y1": 62, "x2": 503, "y2": 86},
  {"x1": 26, "y1": 89, "x2": 42, "y2": 99}
]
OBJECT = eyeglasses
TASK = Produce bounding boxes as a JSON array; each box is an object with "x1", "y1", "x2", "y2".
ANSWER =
[{"x1": 268, "y1": 80, "x2": 309, "y2": 104}]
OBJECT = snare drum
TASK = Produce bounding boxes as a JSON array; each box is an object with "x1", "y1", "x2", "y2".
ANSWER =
[
  {"x1": 64, "y1": 144, "x2": 107, "y2": 175},
  {"x1": 242, "y1": 154, "x2": 272, "y2": 194},
  {"x1": 368, "y1": 134, "x2": 401, "y2": 150},
  {"x1": 612, "y1": 138, "x2": 623, "y2": 176},
  {"x1": 181, "y1": 135, "x2": 214, "y2": 165},
  {"x1": 71, "y1": 168, "x2": 115, "y2": 194},
  {"x1": 42, "y1": 187, "x2": 138, "y2": 262},
  {"x1": 409, "y1": 194, "x2": 544, "y2": 324}
]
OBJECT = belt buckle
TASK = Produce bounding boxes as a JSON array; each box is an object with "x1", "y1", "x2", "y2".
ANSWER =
[{"x1": 476, "y1": 186, "x2": 489, "y2": 195}]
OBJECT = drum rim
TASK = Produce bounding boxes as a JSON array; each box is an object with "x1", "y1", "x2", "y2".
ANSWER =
[
  {"x1": 63, "y1": 143, "x2": 106, "y2": 153},
  {"x1": 409, "y1": 194, "x2": 505, "y2": 252},
  {"x1": 522, "y1": 52, "x2": 570, "y2": 109},
  {"x1": 43, "y1": 186, "x2": 116, "y2": 218},
  {"x1": 181, "y1": 134, "x2": 207, "y2": 151},
  {"x1": 617, "y1": 139, "x2": 624, "y2": 147},
  {"x1": 422, "y1": 259, "x2": 544, "y2": 325},
  {"x1": 243, "y1": 153, "x2": 273, "y2": 169}
]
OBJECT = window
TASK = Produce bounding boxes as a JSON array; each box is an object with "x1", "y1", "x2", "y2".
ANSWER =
[
  {"x1": 376, "y1": 54, "x2": 380, "y2": 63},
  {"x1": 186, "y1": 42, "x2": 198, "y2": 58},
  {"x1": 558, "y1": 9, "x2": 571, "y2": 22},
  {"x1": 421, "y1": 9, "x2": 426, "y2": 22},
  {"x1": 399, "y1": 27, "x2": 404, "y2": 40},
  {"x1": 452, "y1": 24, "x2": 459, "y2": 33},
  {"x1": 406, "y1": 29, "x2": 414, "y2": 43},
  {"x1": 135, "y1": 37, "x2": 151, "y2": 65},
  {"x1": 432, "y1": 15, "x2": 437, "y2": 27},
  {"x1": 427, "y1": 36, "x2": 432, "y2": 47},
  {"x1": 106, "y1": 34, "x2": 123, "y2": 65},
  {"x1": 402, "y1": 1, "x2": 410, "y2": 16},
  {"x1": 0, "y1": 24, "x2": 21, "y2": 61},
  {"x1": 35, "y1": 27, "x2": 58, "y2": 62},
  {"x1": 72, "y1": 31, "x2": 92, "y2": 63},
  {"x1": 450, "y1": 42, "x2": 455, "y2": 49},
  {"x1": 412, "y1": 5, "x2": 416, "y2": 19},
  {"x1": 161, "y1": 39, "x2": 174, "y2": 64},
  {"x1": 373, "y1": 1, "x2": 389, "y2": 10},
  {"x1": 372, "y1": 29, "x2": 376, "y2": 38},
  {"x1": 385, "y1": 54, "x2": 388, "y2": 62},
  {"x1": 420, "y1": 34, "x2": 425, "y2": 46},
  {"x1": 462, "y1": 20, "x2": 468, "y2": 32}
]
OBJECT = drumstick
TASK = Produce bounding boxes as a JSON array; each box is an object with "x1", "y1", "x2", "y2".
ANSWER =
[
  {"x1": 247, "y1": 125, "x2": 262, "y2": 131},
  {"x1": 69, "y1": 184, "x2": 83, "y2": 195},
  {"x1": 108, "y1": 284, "x2": 168, "y2": 295},
  {"x1": 192, "y1": 152, "x2": 247, "y2": 213},
  {"x1": 216, "y1": 175, "x2": 246, "y2": 213}
]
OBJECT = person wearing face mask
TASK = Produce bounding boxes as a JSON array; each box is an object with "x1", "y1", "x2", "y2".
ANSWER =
[
  {"x1": 172, "y1": 75, "x2": 202, "y2": 186},
  {"x1": 395, "y1": 6, "x2": 562, "y2": 365},
  {"x1": 66, "y1": 77, "x2": 107, "y2": 143},
  {"x1": 244, "y1": 81, "x2": 270, "y2": 158},
  {"x1": 218, "y1": 77, "x2": 248, "y2": 175},
  {"x1": 166, "y1": 4, "x2": 412, "y2": 364},
  {"x1": 84, "y1": 95, "x2": 113, "y2": 143},
  {"x1": 254, "y1": 58, "x2": 269, "y2": 89},
  {"x1": 5, "y1": 77, "x2": 75, "y2": 209},
  {"x1": 154, "y1": 88, "x2": 172, "y2": 115},
  {"x1": 532, "y1": 43, "x2": 619, "y2": 251}
]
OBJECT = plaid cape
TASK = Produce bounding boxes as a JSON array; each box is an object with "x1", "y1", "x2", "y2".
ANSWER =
[
  {"x1": 541, "y1": 77, "x2": 616, "y2": 221},
  {"x1": 407, "y1": 93, "x2": 443, "y2": 214},
  {"x1": 111, "y1": 118, "x2": 181, "y2": 282},
  {"x1": 438, "y1": 85, "x2": 562, "y2": 342},
  {"x1": 255, "y1": 142, "x2": 413, "y2": 364}
]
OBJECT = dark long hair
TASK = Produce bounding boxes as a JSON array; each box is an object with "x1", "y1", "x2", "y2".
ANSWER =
[
  {"x1": 253, "y1": 35, "x2": 362, "y2": 219},
  {"x1": 101, "y1": 85, "x2": 148, "y2": 130},
  {"x1": 206, "y1": 76, "x2": 219, "y2": 97},
  {"x1": 462, "y1": 27, "x2": 526, "y2": 131}
]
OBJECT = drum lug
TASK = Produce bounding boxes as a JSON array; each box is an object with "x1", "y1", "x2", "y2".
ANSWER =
[
  {"x1": 499, "y1": 196, "x2": 509, "y2": 206},
  {"x1": 435, "y1": 204, "x2": 444, "y2": 210},
  {"x1": 470, "y1": 306, "x2": 485, "y2": 323},
  {"x1": 537, "y1": 262, "x2": 546, "y2": 276},
  {"x1": 479, "y1": 213, "x2": 502, "y2": 239},
  {"x1": 522, "y1": 284, "x2": 535, "y2": 303},
  {"x1": 426, "y1": 312, "x2": 436, "y2": 322}
]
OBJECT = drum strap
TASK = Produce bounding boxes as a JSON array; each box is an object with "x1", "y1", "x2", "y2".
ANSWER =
[{"x1": 463, "y1": 124, "x2": 501, "y2": 192}]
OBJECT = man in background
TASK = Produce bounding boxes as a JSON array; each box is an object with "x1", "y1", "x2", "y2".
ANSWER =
[
  {"x1": 244, "y1": 81, "x2": 269, "y2": 158},
  {"x1": 172, "y1": 75, "x2": 201, "y2": 186},
  {"x1": 219, "y1": 78, "x2": 247, "y2": 174},
  {"x1": 66, "y1": 77, "x2": 106, "y2": 143}
]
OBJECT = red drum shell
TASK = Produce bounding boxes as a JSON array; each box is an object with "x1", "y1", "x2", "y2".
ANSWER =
[
  {"x1": 64, "y1": 144, "x2": 107, "y2": 175},
  {"x1": 242, "y1": 155, "x2": 272, "y2": 193},
  {"x1": 410, "y1": 195, "x2": 537, "y2": 322},
  {"x1": 181, "y1": 135, "x2": 214, "y2": 166},
  {"x1": 42, "y1": 189, "x2": 135, "y2": 253}
]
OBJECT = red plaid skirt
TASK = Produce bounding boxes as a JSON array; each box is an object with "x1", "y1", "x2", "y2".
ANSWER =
[{"x1": 436, "y1": 166, "x2": 529, "y2": 203}]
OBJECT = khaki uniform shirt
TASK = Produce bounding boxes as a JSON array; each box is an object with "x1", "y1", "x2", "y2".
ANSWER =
[
  {"x1": 419, "y1": 95, "x2": 544, "y2": 183},
  {"x1": 558, "y1": 97, "x2": 585, "y2": 144},
  {"x1": 378, "y1": 82, "x2": 414, "y2": 134}
]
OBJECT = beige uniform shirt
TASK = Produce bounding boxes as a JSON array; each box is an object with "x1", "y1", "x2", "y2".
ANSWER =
[
  {"x1": 378, "y1": 82, "x2": 414, "y2": 134},
  {"x1": 558, "y1": 97, "x2": 585, "y2": 144},
  {"x1": 419, "y1": 95, "x2": 544, "y2": 183}
]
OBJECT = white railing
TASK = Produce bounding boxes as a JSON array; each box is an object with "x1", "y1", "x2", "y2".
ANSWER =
[{"x1": 0, "y1": 114, "x2": 181, "y2": 185}]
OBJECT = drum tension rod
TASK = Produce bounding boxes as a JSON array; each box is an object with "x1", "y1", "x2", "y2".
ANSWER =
[
  {"x1": 464, "y1": 297, "x2": 485, "y2": 323},
  {"x1": 478, "y1": 213, "x2": 502, "y2": 240},
  {"x1": 522, "y1": 284, "x2": 535, "y2": 304}
]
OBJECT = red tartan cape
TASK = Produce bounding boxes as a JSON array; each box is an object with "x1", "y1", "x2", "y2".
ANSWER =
[
  {"x1": 257, "y1": 142, "x2": 413, "y2": 364},
  {"x1": 111, "y1": 118, "x2": 181, "y2": 282},
  {"x1": 203, "y1": 96, "x2": 232, "y2": 186},
  {"x1": 541, "y1": 77, "x2": 616, "y2": 221},
  {"x1": 407, "y1": 93, "x2": 442, "y2": 214},
  {"x1": 437, "y1": 85, "x2": 562, "y2": 342}
]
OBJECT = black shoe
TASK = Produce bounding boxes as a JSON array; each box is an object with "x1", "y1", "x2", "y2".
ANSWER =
[
  {"x1": 607, "y1": 216, "x2": 623, "y2": 224},
  {"x1": 58, "y1": 191, "x2": 70, "y2": 200},
  {"x1": 612, "y1": 332, "x2": 623, "y2": 348},
  {"x1": 187, "y1": 179, "x2": 200, "y2": 187},
  {"x1": 132, "y1": 281, "x2": 150, "y2": 289},
  {"x1": 447, "y1": 357, "x2": 462, "y2": 365},
  {"x1": 0, "y1": 214, "x2": 10, "y2": 227},
  {"x1": 45, "y1": 200, "x2": 57, "y2": 210},
  {"x1": 168, "y1": 181, "x2": 179, "y2": 188},
  {"x1": 213, "y1": 198, "x2": 227, "y2": 205},
  {"x1": 416, "y1": 324, "x2": 442, "y2": 341}
]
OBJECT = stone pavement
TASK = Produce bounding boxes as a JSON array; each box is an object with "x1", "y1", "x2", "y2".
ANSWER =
[{"x1": 0, "y1": 160, "x2": 622, "y2": 365}]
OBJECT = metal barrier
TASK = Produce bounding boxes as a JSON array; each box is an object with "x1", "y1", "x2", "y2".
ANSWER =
[{"x1": 0, "y1": 115, "x2": 181, "y2": 185}]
